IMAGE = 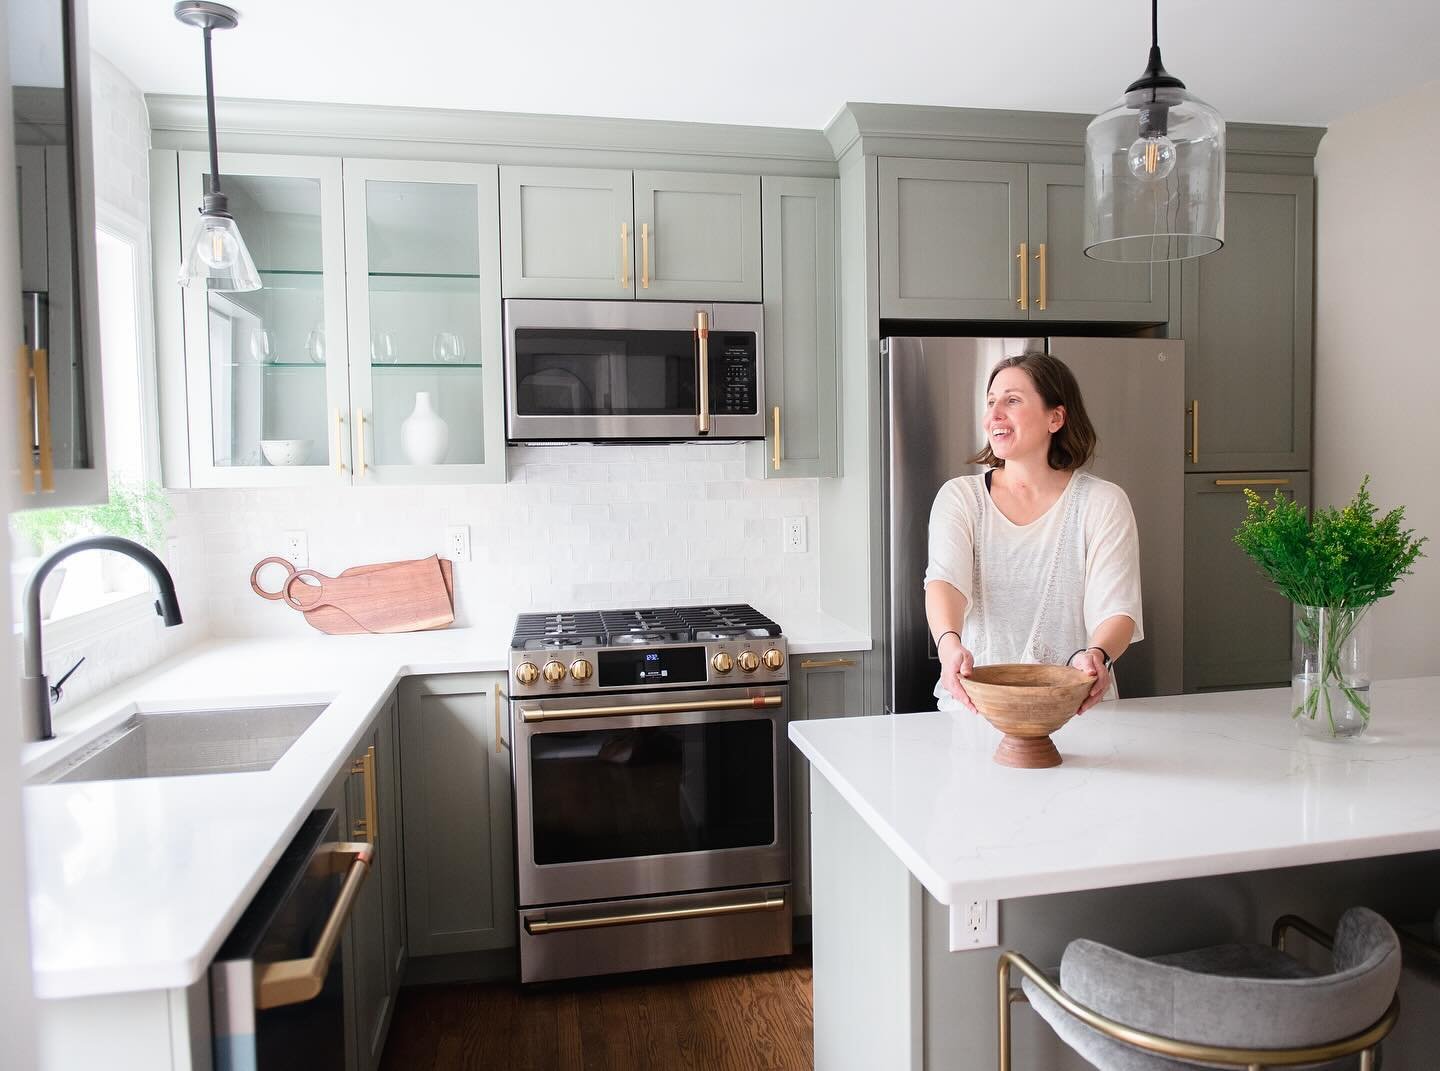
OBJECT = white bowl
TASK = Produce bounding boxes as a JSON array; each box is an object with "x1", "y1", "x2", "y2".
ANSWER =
[{"x1": 260, "y1": 439, "x2": 312, "y2": 466}]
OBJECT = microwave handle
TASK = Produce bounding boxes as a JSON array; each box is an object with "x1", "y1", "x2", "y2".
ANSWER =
[{"x1": 696, "y1": 310, "x2": 710, "y2": 435}]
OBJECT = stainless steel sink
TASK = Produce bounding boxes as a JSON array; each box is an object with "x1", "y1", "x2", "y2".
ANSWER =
[{"x1": 40, "y1": 704, "x2": 329, "y2": 784}]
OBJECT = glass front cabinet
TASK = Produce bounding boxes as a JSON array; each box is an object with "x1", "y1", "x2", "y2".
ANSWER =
[{"x1": 157, "y1": 151, "x2": 505, "y2": 487}]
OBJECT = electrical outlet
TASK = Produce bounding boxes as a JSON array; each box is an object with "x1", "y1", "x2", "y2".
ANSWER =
[
  {"x1": 951, "y1": 898, "x2": 999, "y2": 950},
  {"x1": 446, "y1": 524, "x2": 471, "y2": 562},
  {"x1": 283, "y1": 530, "x2": 308, "y2": 568},
  {"x1": 783, "y1": 517, "x2": 807, "y2": 554}
]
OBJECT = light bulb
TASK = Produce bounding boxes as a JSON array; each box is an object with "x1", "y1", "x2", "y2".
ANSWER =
[
  {"x1": 1127, "y1": 134, "x2": 1177, "y2": 181},
  {"x1": 197, "y1": 216, "x2": 241, "y2": 271}
]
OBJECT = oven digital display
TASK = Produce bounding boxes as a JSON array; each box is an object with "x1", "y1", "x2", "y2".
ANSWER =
[{"x1": 599, "y1": 645, "x2": 708, "y2": 687}]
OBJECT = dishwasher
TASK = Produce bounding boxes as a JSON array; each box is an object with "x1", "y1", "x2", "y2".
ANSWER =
[{"x1": 210, "y1": 809, "x2": 371, "y2": 1071}]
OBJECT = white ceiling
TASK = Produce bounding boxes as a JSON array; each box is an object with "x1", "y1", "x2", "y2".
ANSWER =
[{"x1": 90, "y1": 0, "x2": 1440, "y2": 131}]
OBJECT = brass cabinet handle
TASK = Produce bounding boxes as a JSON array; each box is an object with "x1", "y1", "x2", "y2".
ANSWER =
[
  {"x1": 354, "y1": 408, "x2": 367, "y2": 476},
  {"x1": 799, "y1": 657, "x2": 857, "y2": 670},
  {"x1": 1034, "y1": 244, "x2": 1048, "y2": 310},
  {"x1": 255, "y1": 842, "x2": 372, "y2": 1009},
  {"x1": 524, "y1": 891, "x2": 785, "y2": 935},
  {"x1": 772, "y1": 405, "x2": 782, "y2": 472},
  {"x1": 1214, "y1": 478, "x2": 1292, "y2": 487},
  {"x1": 494, "y1": 682, "x2": 503, "y2": 756},
  {"x1": 32, "y1": 347, "x2": 54, "y2": 492},
  {"x1": 641, "y1": 222, "x2": 650, "y2": 289},
  {"x1": 620, "y1": 222, "x2": 629, "y2": 289},
  {"x1": 332, "y1": 409, "x2": 346, "y2": 473},
  {"x1": 522, "y1": 693, "x2": 782, "y2": 724},
  {"x1": 17, "y1": 345, "x2": 36, "y2": 494},
  {"x1": 350, "y1": 745, "x2": 378, "y2": 844},
  {"x1": 696, "y1": 309, "x2": 711, "y2": 435},
  {"x1": 1016, "y1": 242, "x2": 1028, "y2": 309},
  {"x1": 1188, "y1": 399, "x2": 1199, "y2": 464}
]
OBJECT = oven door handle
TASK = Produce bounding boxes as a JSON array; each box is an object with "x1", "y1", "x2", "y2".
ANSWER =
[
  {"x1": 524, "y1": 891, "x2": 786, "y2": 935},
  {"x1": 519, "y1": 693, "x2": 782, "y2": 723}
]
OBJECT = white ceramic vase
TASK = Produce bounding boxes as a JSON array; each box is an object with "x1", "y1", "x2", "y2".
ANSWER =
[{"x1": 400, "y1": 392, "x2": 449, "y2": 466}]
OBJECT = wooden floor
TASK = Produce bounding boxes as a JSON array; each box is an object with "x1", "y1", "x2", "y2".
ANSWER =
[{"x1": 379, "y1": 951, "x2": 814, "y2": 1070}]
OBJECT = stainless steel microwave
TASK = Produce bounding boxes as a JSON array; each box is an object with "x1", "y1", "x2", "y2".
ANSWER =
[{"x1": 503, "y1": 299, "x2": 765, "y2": 442}]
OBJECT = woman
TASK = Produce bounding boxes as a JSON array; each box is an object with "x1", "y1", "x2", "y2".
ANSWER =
[{"x1": 924, "y1": 353, "x2": 1142, "y2": 715}]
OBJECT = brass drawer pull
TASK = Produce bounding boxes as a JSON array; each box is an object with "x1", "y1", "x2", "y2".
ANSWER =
[
  {"x1": 33, "y1": 346, "x2": 54, "y2": 492},
  {"x1": 332, "y1": 408, "x2": 346, "y2": 473},
  {"x1": 799, "y1": 657, "x2": 857, "y2": 670},
  {"x1": 494, "y1": 682, "x2": 503, "y2": 755},
  {"x1": 350, "y1": 745, "x2": 377, "y2": 844},
  {"x1": 521, "y1": 694, "x2": 782, "y2": 724},
  {"x1": 525, "y1": 892, "x2": 785, "y2": 935},
  {"x1": 696, "y1": 309, "x2": 710, "y2": 435},
  {"x1": 620, "y1": 222, "x2": 629, "y2": 289},
  {"x1": 1188, "y1": 399, "x2": 1199, "y2": 464},
  {"x1": 1214, "y1": 478, "x2": 1292, "y2": 487},
  {"x1": 1016, "y1": 242, "x2": 1028, "y2": 309},
  {"x1": 772, "y1": 405, "x2": 782, "y2": 472},
  {"x1": 354, "y1": 408, "x2": 367, "y2": 476},
  {"x1": 1034, "y1": 243, "x2": 1047, "y2": 310},
  {"x1": 641, "y1": 222, "x2": 650, "y2": 288},
  {"x1": 17, "y1": 345, "x2": 36, "y2": 493}
]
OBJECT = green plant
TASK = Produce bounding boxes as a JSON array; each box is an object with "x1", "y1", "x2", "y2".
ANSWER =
[
  {"x1": 9, "y1": 479, "x2": 173, "y2": 555},
  {"x1": 1234, "y1": 476, "x2": 1427, "y2": 733}
]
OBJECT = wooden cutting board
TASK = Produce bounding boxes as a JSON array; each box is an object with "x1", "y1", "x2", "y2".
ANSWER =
[
  {"x1": 251, "y1": 556, "x2": 455, "y2": 635},
  {"x1": 282, "y1": 555, "x2": 455, "y2": 634}
]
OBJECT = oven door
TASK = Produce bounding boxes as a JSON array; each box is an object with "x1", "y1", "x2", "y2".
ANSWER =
[
  {"x1": 511, "y1": 684, "x2": 790, "y2": 907},
  {"x1": 504, "y1": 298, "x2": 765, "y2": 441}
]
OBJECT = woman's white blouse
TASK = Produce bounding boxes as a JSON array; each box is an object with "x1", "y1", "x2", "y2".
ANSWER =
[{"x1": 924, "y1": 471, "x2": 1143, "y2": 702}]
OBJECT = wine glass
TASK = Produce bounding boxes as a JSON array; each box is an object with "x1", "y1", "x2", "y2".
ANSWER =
[
  {"x1": 247, "y1": 329, "x2": 274, "y2": 366},
  {"x1": 305, "y1": 326, "x2": 327, "y2": 365},
  {"x1": 370, "y1": 329, "x2": 399, "y2": 364},
  {"x1": 432, "y1": 331, "x2": 464, "y2": 364}
]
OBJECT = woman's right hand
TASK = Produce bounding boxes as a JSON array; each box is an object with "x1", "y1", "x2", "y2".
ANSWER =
[{"x1": 938, "y1": 634, "x2": 976, "y2": 712}]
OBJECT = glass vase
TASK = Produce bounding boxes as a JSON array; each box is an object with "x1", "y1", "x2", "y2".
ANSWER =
[{"x1": 1291, "y1": 604, "x2": 1373, "y2": 739}]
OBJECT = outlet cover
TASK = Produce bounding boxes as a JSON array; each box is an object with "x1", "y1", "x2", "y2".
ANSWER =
[
  {"x1": 949, "y1": 898, "x2": 999, "y2": 950},
  {"x1": 446, "y1": 525, "x2": 471, "y2": 562},
  {"x1": 284, "y1": 530, "x2": 308, "y2": 568},
  {"x1": 783, "y1": 517, "x2": 807, "y2": 554}
]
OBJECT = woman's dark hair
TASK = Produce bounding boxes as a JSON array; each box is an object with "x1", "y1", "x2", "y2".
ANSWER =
[{"x1": 968, "y1": 353, "x2": 1097, "y2": 471}]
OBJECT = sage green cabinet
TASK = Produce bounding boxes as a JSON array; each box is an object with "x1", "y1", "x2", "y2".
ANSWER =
[
  {"x1": 790, "y1": 651, "x2": 867, "y2": 918},
  {"x1": 749, "y1": 176, "x2": 840, "y2": 479},
  {"x1": 878, "y1": 158, "x2": 1167, "y2": 322},
  {"x1": 500, "y1": 165, "x2": 761, "y2": 300},
  {"x1": 1180, "y1": 173, "x2": 1314, "y2": 473},
  {"x1": 398, "y1": 673, "x2": 515, "y2": 956},
  {"x1": 1183, "y1": 473, "x2": 1310, "y2": 692}
]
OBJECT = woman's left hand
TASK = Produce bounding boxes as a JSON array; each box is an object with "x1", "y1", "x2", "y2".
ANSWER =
[{"x1": 1069, "y1": 649, "x2": 1111, "y2": 714}]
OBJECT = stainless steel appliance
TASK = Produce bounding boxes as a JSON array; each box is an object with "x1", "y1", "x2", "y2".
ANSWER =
[
  {"x1": 882, "y1": 336, "x2": 1185, "y2": 715},
  {"x1": 210, "y1": 809, "x2": 370, "y2": 1070},
  {"x1": 503, "y1": 299, "x2": 765, "y2": 442},
  {"x1": 508, "y1": 604, "x2": 792, "y2": 983}
]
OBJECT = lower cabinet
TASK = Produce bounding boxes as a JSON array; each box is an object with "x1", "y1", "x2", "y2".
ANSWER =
[
  {"x1": 789, "y1": 652, "x2": 867, "y2": 918},
  {"x1": 1183, "y1": 474, "x2": 1311, "y2": 692},
  {"x1": 397, "y1": 673, "x2": 515, "y2": 956}
]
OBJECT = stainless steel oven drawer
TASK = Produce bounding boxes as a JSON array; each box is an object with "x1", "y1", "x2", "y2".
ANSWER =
[{"x1": 517, "y1": 883, "x2": 792, "y2": 983}]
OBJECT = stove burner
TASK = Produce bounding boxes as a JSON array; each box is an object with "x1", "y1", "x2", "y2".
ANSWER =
[{"x1": 511, "y1": 604, "x2": 780, "y2": 650}]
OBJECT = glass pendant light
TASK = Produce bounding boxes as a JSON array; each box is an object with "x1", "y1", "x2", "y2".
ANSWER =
[
  {"x1": 1084, "y1": 0, "x2": 1225, "y2": 263},
  {"x1": 174, "y1": 1, "x2": 261, "y2": 291}
]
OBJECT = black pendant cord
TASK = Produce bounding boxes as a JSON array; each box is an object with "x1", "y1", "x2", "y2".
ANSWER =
[
  {"x1": 203, "y1": 26, "x2": 222, "y2": 197},
  {"x1": 1151, "y1": 0, "x2": 1159, "y2": 50}
]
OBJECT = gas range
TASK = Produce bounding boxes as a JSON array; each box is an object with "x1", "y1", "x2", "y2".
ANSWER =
[{"x1": 508, "y1": 603, "x2": 787, "y2": 697}]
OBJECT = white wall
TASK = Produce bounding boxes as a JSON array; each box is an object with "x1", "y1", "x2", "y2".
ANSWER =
[{"x1": 1313, "y1": 80, "x2": 1440, "y2": 679}]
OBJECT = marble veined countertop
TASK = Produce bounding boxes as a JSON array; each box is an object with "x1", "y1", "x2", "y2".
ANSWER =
[{"x1": 791, "y1": 678, "x2": 1440, "y2": 910}]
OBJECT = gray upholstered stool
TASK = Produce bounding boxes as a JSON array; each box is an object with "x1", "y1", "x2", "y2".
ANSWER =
[{"x1": 998, "y1": 908, "x2": 1401, "y2": 1070}]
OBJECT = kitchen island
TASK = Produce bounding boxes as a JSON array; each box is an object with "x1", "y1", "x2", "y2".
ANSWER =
[{"x1": 790, "y1": 678, "x2": 1440, "y2": 1070}]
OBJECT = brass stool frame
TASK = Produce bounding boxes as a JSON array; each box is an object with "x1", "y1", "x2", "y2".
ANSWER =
[{"x1": 998, "y1": 915, "x2": 1399, "y2": 1071}]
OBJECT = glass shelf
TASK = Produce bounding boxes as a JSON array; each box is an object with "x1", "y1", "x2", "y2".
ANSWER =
[
  {"x1": 257, "y1": 268, "x2": 325, "y2": 276},
  {"x1": 371, "y1": 361, "x2": 483, "y2": 370},
  {"x1": 369, "y1": 271, "x2": 481, "y2": 280},
  {"x1": 219, "y1": 361, "x2": 484, "y2": 370}
]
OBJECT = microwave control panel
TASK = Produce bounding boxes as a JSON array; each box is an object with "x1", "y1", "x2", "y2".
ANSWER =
[{"x1": 711, "y1": 335, "x2": 758, "y2": 415}]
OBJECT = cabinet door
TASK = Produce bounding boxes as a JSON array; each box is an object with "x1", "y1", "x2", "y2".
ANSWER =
[
  {"x1": 175, "y1": 151, "x2": 353, "y2": 486},
  {"x1": 790, "y1": 652, "x2": 866, "y2": 918},
  {"x1": 1027, "y1": 164, "x2": 1169, "y2": 322},
  {"x1": 1183, "y1": 473, "x2": 1310, "y2": 691},
  {"x1": 751, "y1": 176, "x2": 839, "y2": 479},
  {"x1": 879, "y1": 158, "x2": 1026, "y2": 320},
  {"x1": 343, "y1": 159, "x2": 506, "y2": 484},
  {"x1": 398, "y1": 674, "x2": 515, "y2": 955},
  {"x1": 375, "y1": 696, "x2": 406, "y2": 1018},
  {"x1": 345, "y1": 715, "x2": 395, "y2": 1071},
  {"x1": 499, "y1": 166, "x2": 634, "y2": 298},
  {"x1": 1181, "y1": 174, "x2": 1314, "y2": 472},
  {"x1": 633, "y1": 170, "x2": 762, "y2": 301}
]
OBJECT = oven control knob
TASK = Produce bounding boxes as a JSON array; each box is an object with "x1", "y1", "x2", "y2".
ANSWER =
[
  {"x1": 711, "y1": 652, "x2": 734, "y2": 674},
  {"x1": 763, "y1": 648, "x2": 785, "y2": 671},
  {"x1": 542, "y1": 660, "x2": 566, "y2": 684},
  {"x1": 515, "y1": 661, "x2": 540, "y2": 686},
  {"x1": 569, "y1": 658, "x2": 593, "y2": 682},
  {"x1": 738, "y1": 650, "x2": 761, "y2": 673}
]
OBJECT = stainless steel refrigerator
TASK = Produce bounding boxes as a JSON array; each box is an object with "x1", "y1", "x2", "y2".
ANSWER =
[{"x1": 881, "y1": 336, "x2": 1184, "y2": 715}]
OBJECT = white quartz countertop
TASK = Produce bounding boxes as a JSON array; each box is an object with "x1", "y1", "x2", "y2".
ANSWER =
[
  {"x1": 22, "y1": 609, "x2": 866, "y2": 1000},
  {"x1": 790, "y1": 678, "x2": 1440, "y2": 910}
]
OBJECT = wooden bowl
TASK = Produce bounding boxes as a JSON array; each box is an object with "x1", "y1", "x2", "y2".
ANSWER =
[{"x1": 964, "y1": 664, "x2": 1094, "y2": 769}]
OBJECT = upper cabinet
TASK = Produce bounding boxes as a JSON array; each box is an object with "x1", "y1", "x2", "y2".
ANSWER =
[
  {"x1": 878, "y1": 158, "x2": 1168, "y2": 323},
  {"x1": 500, "y1": 166, "x2": 761, "y2": 301},
  {"x1": 154, "y1": 151, "x2": 506, "y2": 487},
  {"x1": 10, "y1": 0, "x2": 108, "y2": 506},
  {"x1": 1179, "y1": 173, "x2": 1314, "y2": 473}
]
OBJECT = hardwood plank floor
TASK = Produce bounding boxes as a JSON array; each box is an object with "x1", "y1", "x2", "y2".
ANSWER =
[{"x1": 380, "y1": 951, "x2": 813, "y2": 1071}]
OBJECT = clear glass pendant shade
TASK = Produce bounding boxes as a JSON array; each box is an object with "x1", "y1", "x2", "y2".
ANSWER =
[
  {"x1": 177, "y1": 210, "x2": 261, "y2": 291},
  {"x1": 1084, "y1": 84, "x2": 1225, "y2": 262}
]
